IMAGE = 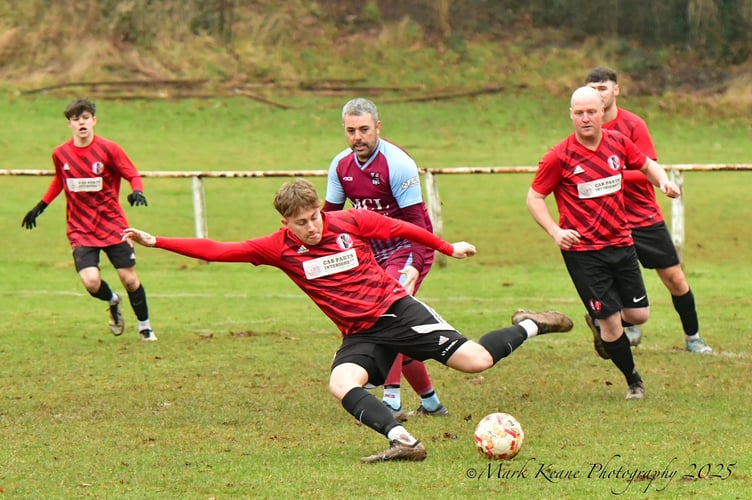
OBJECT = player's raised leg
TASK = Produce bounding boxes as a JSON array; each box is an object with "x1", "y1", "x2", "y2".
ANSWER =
[{"x1": 446, "y1": 310, "x2": 573, "y2": 372}]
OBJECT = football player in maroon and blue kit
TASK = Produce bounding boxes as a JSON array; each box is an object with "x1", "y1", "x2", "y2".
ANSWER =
[
  {"x1": 21, "y1": 98, "x2": 155, "y2": 341},
  {"x1": 526, "y1": 87, "x2": 681, "y2": 400},
  {"x1": 586, "y1": 67, "x2": 712, "y2": 354},
  {"x1": 122, "y1": 178, "x2": 574, "y2": 462},
  {"x1": 324, "y1": 97, "x2": 446, "y2": 421}
]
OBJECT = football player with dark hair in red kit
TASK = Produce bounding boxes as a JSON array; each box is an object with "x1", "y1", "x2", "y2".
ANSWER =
[{"x1": 22, "y1": 98, "x2": 155, "y2": 341}]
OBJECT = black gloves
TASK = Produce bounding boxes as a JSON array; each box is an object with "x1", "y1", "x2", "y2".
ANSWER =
[
  {"x1": 21, "y1": 191, "x2": 146, "y2": 230},
  {"x1": 127, "y1": 191, "x2": 148, "y2": 206},
  {"x1": 21, "y1": 201, "x2": 48, "y2": 229},
  {"x1": 21, "y1": 191, "x2": 148, "y2": 229}
]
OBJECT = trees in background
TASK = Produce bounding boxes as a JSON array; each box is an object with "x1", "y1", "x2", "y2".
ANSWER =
[
  {"x1": 1, "y1": 0, "x2": 748, "y2": 61},
  {"x1": 0, "y1": 0, "x2": 748, "y2": 87}
]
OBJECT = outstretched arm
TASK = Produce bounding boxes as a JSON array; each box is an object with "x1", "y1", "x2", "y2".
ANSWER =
[
  {"x1": 122, "y1": 228, "x2": 253, "y2": 263},
  {"x1": 123, "y1": 228, "x2": 157, "y2": 247},
  {"x1": 449, "y1": 241, "x2": 476, "y2": 258},
  {"x1": 371, "y1": 214, "x2": 476, "y2": 259}
]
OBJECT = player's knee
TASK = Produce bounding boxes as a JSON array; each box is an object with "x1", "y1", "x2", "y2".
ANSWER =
[
  {"x1": 81, "y1": 277, "x2": 101, "y2": 293},
  {"x1": 328, "y1": 364, "x2": 367, "y2": 401},
  {"x1": 466, "y1": 358, "x2": 493, "y2": 372},
  {"x1": 660, "y1": 266, "x2": 688, "y2": 293},
  {"x1": 448, "y1": 343, "x2": 494, "y2": 373},
  {"x1": 667, "y1": 277, "x2": 689, "y2": 295},
  {"x1": 78, "y1": 268, "x2": 100, "y2": 291},
  {"x1": 329, "y1": 379, "x2": 360, "y2": 401},
  {"x1": 118, "y1": 272, "x2": 140, "y2": 291},
  {"x1": 623, "y1": 308, "x2": 649, "y2": 325},
  {"x1": 328, "y1": 378, "x2": 346, "y2": 400}
]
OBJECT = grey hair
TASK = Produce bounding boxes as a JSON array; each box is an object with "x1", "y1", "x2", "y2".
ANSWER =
[{"x1": 341, "y1": 97, "x2": 379, "y2": 122}]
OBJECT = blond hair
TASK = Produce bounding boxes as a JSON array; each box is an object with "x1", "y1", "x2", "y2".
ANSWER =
[{"x1": 273, "y1": 178, "x2": 321, "y2": 218}]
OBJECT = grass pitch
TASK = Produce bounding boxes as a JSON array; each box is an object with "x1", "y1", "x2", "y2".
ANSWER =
[{"x1": 1, "y1": 95, "x2": 750, "y2": 498}]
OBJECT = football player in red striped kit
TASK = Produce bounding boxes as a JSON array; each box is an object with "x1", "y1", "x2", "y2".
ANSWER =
[
  {"x1": 122, "y1": 178, "x2": 573, "y2": 462},
  {"x1": 21, "y1": 98, "x2": 155, "y2": 341},
  {"x1": 584, "y1": 67, "x2": 712, "y2": 355},
  {"x1": 526, "y1": 86, "x2": 681, "y2": 400}
]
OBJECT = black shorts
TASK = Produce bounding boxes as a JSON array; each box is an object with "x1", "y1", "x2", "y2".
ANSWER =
[
  {"x1": 631, "y1": 221, "x2": 680, "y2": 269},
  {"x1": 562, "y1": 246, "x2": 648, "y2": 320},
  {"x1": 73, "y1": 242, "x2": 136, "y2": 272},
  {"x1": 331, "y1": 296, "x2": 468, "y2": 387}
]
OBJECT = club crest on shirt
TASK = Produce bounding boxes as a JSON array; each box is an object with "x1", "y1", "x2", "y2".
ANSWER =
[
  {"x1": 371, "y1": 172, "x2": 381, "y2": 185},
  {"x1": 589, "y1": 298, "x2": 602, "y2": 314},
  {"x1": 91, "y1": 162, "x2": 104, "y2": 175},
  {"x1": 608, "y1": 155, "x2": 620, "y2": 171},
  {"x1": 336, "y1": 233, "x2": 354, "y2": 249}
]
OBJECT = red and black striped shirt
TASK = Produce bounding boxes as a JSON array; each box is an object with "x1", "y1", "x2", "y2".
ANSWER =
[
  {"x1": 44, "y1": 136, "x2": 144, "y2": 248},
  {"x1": 603, "y1": 108, "x2": 664, "y2": 228},
  {"x1": 533, "y1": 129, "x2": 648, "y2": 251},
  {"x1": 154, "y1": 209, "x2": 455, "y2": 336}
]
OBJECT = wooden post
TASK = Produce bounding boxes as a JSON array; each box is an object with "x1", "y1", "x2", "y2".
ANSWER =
[
  {"x1": 669, "y1": 168, "x2": 685, "y2": 262},
  {"x1": 423, "y1": 170, "x2": 446, "y2": 268},
  {"x1": 192, "y1": 176, "x2": 208, "y2": 239}
]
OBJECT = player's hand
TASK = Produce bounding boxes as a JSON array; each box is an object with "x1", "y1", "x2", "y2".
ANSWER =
[
  {"x1": 21, "y1": 201, "x2": 48, "y2": 230},
  {"x1": 127, "y1": 191, "x2": 148, "y2": 206},
  {"x1": 660, "y1": 181, "x2": 681, "y2": 198},
  {"x1": 122, "y1": 227, "x2": 157, "y2": 247},
  {"x1": 451, "y1": 241, "x2": 476, "y2": 259},
  {"x1": 398, "y1": 265, "x2": 419, "y2": 295},
  {"x1": 553, "y1": 227, "x2": 581, "y2": 250}
]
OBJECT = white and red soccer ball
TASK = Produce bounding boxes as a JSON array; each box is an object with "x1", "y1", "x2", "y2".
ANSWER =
[{"x1": 474, "y1": 412, "x2": 525, "y2": 460}]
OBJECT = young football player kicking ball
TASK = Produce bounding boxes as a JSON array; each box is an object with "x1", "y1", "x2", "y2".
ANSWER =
[{"x1": 122, "y1": 178, "x2": 573, "y2": 463}]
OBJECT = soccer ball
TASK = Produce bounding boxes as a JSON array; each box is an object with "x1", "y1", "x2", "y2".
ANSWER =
[{"x1": 474, "y1": 412, "x2": 525, "y2": 460}]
